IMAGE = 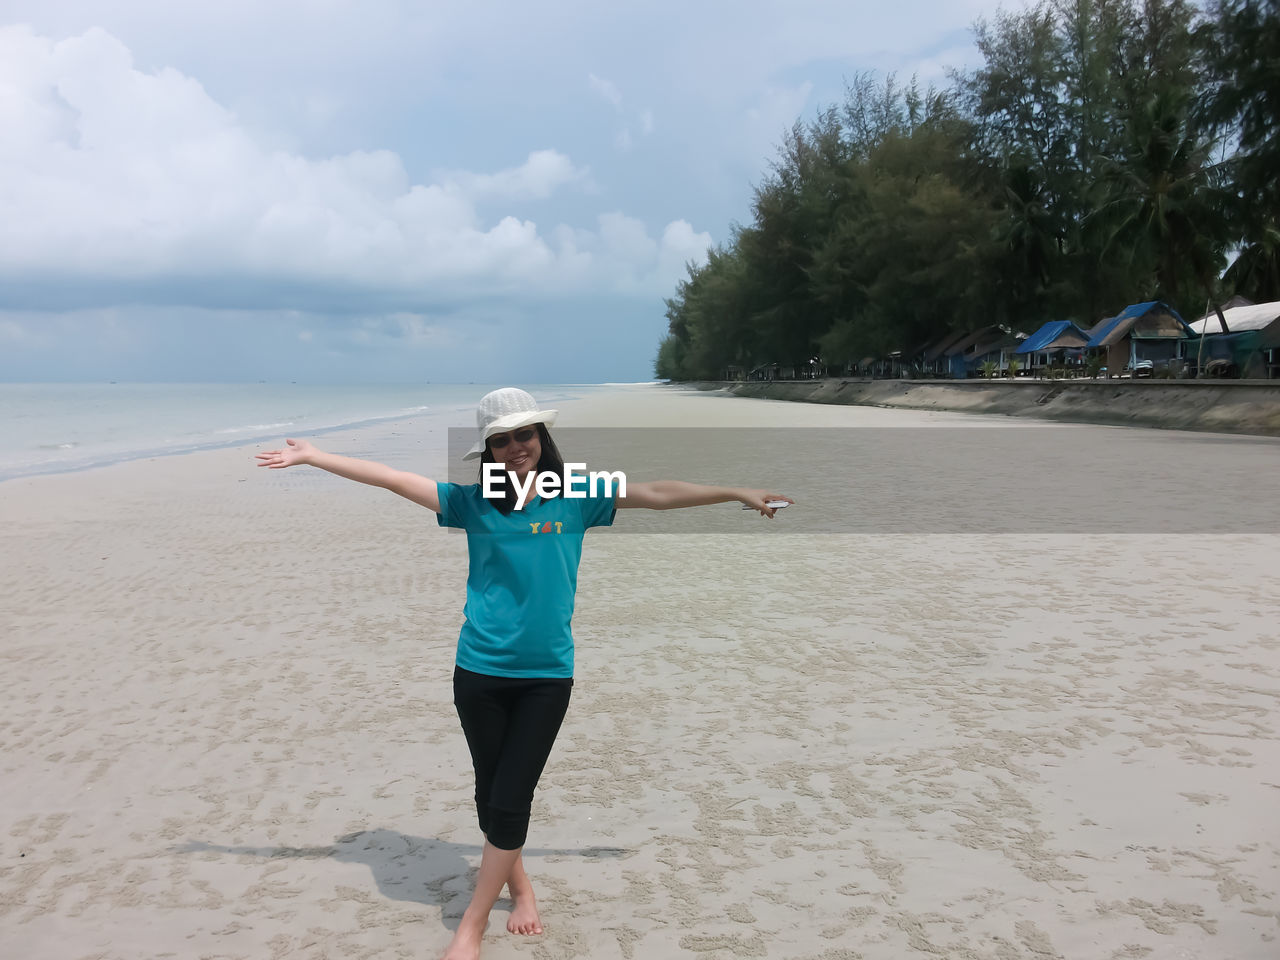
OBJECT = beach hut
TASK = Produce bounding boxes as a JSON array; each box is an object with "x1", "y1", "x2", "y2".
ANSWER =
[
  {"x1": 1085, "y1": 301, "x2": 1191, "y2": 377},
  {"x1": 865, "y1": 350, "x2": 905, "y2": 379},
  {"x1": 800, "y1": 357, "x2": 824, "y2": 380},
  {"x1": 919, "y1": 330, "x2": 971, "y2": 377},
  {"x1": 1183, "y1": 299, "x2": 1280, "y2": 378},
  {"x1": 967, "y1": 331, "x2": 1028, "y2": 377},
  {"x1": 942, "y1": 325, "x2": 1005, "y2": 378},
  {"x1": 1014, "y1": 320, "x2": 1092, "y2": 376}
]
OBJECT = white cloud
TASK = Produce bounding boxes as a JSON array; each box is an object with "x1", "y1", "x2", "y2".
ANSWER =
[
  {"x1": 592, "y1": 213, "x2": 711, "y2": 293},
  {"x1": 639, "y1": 109, "x2": 655, "y2": 135},
  {"x1": 599, "y1": 212, "x2": 658, "y2": 263},
  {"x1": 0, "y1": 25, "x2": 704, "y2": 308},
  {"x1": 441, "y1": 149, "x2": 587, "y2": 202},
  {"x1": 658, "y1": 220, "x2": 712, "y2": 281},
  {"x1": 615, "y1": 127, "x2": 633, "y2": 152},
  {"x1": 588, "y1": 72, "x2": 623, "y2": 111}
]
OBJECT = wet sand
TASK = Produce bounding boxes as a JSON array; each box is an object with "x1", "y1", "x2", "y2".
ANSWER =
[{"x1": 2, "y1": 383, "x2": 1277, "y2": 958}]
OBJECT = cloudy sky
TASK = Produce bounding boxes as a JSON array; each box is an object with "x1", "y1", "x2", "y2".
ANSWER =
[{"x1": 1, "y1": 0, "x2": 991, "y2": 383}]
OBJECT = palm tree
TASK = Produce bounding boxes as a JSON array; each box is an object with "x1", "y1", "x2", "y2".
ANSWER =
[
  {"x1": 1086, "y1": 89, "x2": 1230, "y2": 311},
  {"x1": 1223, "y1": 223, "x2": 1280, "y2": 301},
  {"x1": 1199, "y1": 0, "x2": 1280, "y2": 301}
]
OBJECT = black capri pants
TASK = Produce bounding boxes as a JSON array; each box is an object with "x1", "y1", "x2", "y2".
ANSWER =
[{"x1": 452, "y1": 666, "x2": 573, "y2": 851}]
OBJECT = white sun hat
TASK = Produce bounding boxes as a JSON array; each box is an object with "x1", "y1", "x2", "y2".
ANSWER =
[{"x1": 463, "y1": 387, "x2": 559, "y2": 460}]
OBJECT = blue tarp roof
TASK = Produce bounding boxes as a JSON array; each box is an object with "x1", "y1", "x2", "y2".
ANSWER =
[
  {"x1": 1086, "y1": 314, "x2": 1129, "y2": 346},
  {"x1": 1015, "y1": 320, "x2": 1090, "y2": 354},
  {"x1": 1086, "y1": 301, "x2": 1188, "y2": 347},
  {"x1": 1115, "y1": 300, "x2": 1162, "y2": 321}
]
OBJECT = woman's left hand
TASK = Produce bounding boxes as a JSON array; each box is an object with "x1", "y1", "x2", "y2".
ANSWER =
[{"x1": 740, "y1": 490, "x2": 794, "y2": 518}]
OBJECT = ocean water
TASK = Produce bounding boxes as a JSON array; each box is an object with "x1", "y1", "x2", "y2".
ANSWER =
[{"x1": 0, "y1": 382, "x2": 609, "y2": 481}]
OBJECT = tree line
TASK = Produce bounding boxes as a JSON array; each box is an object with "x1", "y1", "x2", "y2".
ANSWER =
[{"x1": 655, "y1": 0, "x2": 1279, "y2": 380}]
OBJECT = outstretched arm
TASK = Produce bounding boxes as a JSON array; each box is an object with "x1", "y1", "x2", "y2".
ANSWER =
[
  {"x1": 256, "y1": 439, "x2": 441, "y2": 513},
  {"x1": 618, "y1": 481, "x2": 792, "y2": 517}
]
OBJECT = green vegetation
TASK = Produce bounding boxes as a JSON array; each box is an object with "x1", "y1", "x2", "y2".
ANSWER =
[{"x1": 656, "y1": 0, "x2": 1280, "y2": 380}]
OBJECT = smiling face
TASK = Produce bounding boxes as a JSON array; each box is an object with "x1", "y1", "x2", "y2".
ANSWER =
[{"x1": 486, "y1": 425, "x2": 542, "y2": 481}]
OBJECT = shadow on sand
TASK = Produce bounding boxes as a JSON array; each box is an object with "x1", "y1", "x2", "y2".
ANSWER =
[{"x1": 177, "y1": 829, "x2": 634, "y2": 927}]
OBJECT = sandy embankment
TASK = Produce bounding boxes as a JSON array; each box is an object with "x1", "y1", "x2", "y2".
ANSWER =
[
  {"x1": 1, "y1": 383, "x2": 1278, "y2": 959},
  {"x1": 697, "y1": 378, "x2": 1280, "y2": 436}
]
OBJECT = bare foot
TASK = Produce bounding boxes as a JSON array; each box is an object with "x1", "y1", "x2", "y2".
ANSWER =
[
  {"x1": 507, "y1": 891, "x2": 543, "y2": 935},
  {"x1": 441, "y1": 922, "x2": 483, "y2": 960}
]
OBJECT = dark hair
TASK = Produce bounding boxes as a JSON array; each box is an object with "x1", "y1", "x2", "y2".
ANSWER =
[{"x1": 478, "y1": 422, "x2": 566, "y2": 515}]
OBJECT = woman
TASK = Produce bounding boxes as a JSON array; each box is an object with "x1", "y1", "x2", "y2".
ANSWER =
[{"x1": 256, "y1": 387, "x2": 790, "y2": 960}]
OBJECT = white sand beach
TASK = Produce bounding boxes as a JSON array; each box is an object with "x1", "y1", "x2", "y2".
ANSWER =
[{"x1": 2, "y1": 383, "x2": 1278, "y2": 959}]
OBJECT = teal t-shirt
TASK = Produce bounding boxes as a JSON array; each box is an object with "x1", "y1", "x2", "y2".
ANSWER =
[{"x1": 436, "y1": 480, "x2": 617, "y2": 678}]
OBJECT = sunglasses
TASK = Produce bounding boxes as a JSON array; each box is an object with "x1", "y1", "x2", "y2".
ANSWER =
[{"x1": 488, "y1": 426, "x2": 538, "y2": 450}]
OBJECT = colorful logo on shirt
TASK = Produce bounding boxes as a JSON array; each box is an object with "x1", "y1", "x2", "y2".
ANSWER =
[{"x1": 529, "y1": 521, "x2": 564, "y2": 534}]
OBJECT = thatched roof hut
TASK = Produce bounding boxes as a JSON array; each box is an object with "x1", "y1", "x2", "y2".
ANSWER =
[
  {"x1": 1086, "y1": 301, "x2": 1191, "y2": 375},
  {"x1": 919, "y1": 330, "x2": 972, "y2": 375},
  {"x1": 933, "y1": 325, "x2": 1004, "y2": 377},
  {"x1": 1016, "y1": 320, "x2": 1090, "y2": 356}
]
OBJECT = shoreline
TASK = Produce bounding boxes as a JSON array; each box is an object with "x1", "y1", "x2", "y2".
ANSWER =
[
  {"x1": 689, "y1": 377, "x2": 1280, "y2": 436},
  {"x1": 0, "y1": 407, "x2": 451, "y2": 485},
  {"x1": 0, "y1": 382, "x2": 638, "y2": 485}
]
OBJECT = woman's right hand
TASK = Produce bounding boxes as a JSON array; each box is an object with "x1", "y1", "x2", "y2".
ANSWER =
[
  {"x1": 739, "y1": 490, "x2": 794, "y2": 518},
  {"x1": 256, "y1": 438, "x2": 317, "y2": 469}
]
